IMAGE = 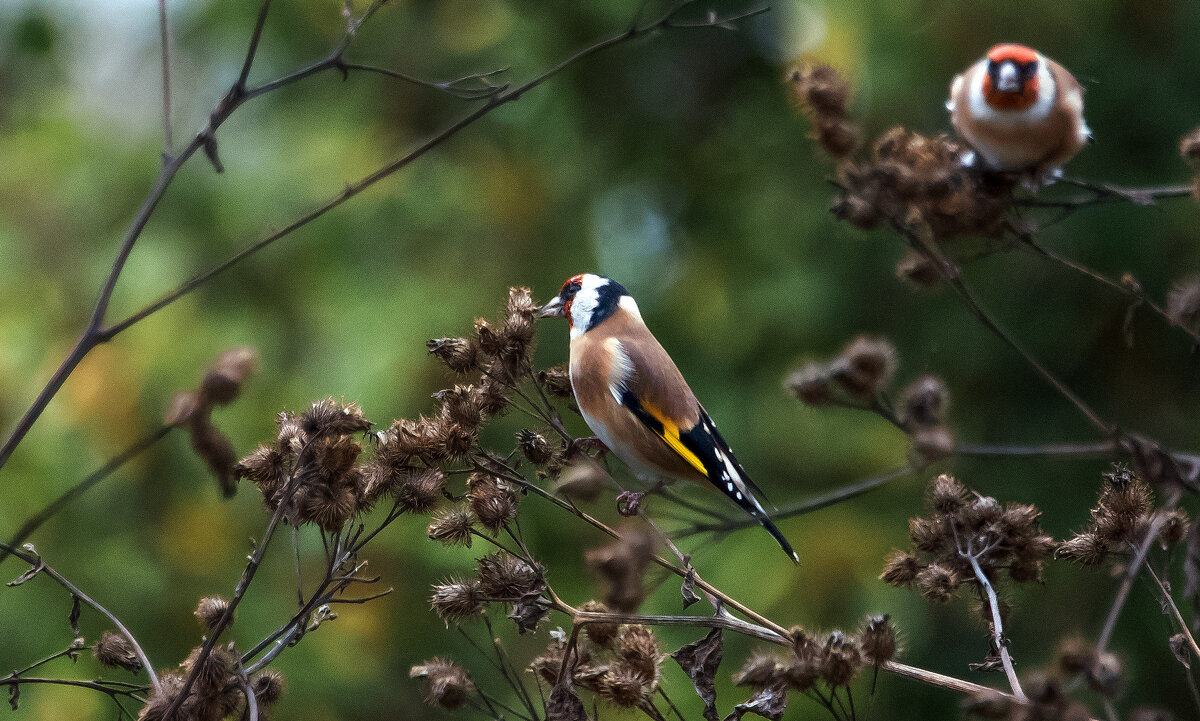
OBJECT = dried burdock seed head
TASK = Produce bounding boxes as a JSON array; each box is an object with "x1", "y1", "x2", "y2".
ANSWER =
[
  {"x1": 439, "y1": 422, "x2": 475, "y2": 460},
  {"x1": 1056, "y1": 531, "x2": 1109, "y2": 565},
  {"x1": 910, "y1": 424, "x2": 956, "y2": 464},
  {"x1": 789, "y1": 64, "x2": 852, "y2": 117},
  {"x1": 528, "y1": 640, "x2": 569, "y2": 686},
  {"x1": 194, "y1": 596, "x2": 230, "y2": 630},
  {"x1": 507, "y1": 286, "x2": 538, "y2": 317},
  {"x1": 476, "y1": 552, "x2": 544, "y2": 600},
  {"x1": 578, "y1": 600, "x2": 619, "y2": 647},
  {"x1": 896, "y1": 249, "x2": 942, "y2": 288},
  {"x1": 301, "y1": 398, "x2": 371, "y2": 438},
  {"x1": 300, "y1": 483, "x2": 358, "y2": 532},
  {"x1": 138, "y1": 673, "x2": 184, "y2": 721},
  {"x1": 435, "y1": 385, "x2": 485, "y2": 430},
  {"x1": 732, "y1": 652, "x2": 780, "y2": 688},
  {"x1": 830, "y1": 336, "x2": 897, "y2": 399},
  {"x1": 819, "y1": 631, "x2": 864, "y2": 687},
  {"x1": 928, "y1": 474, "x2": 967, "y2": 515},
  {"x1": 901, "y1": 376, "x2": 949, "y2": 430},
  {"x1": 962, "y1": 495, "x2": 1003, "y2": 532},
  {"x1": 467, "y1": 472, "x2": 519, "y2": 532},
  {"x1": 880, "y1": 549, "x2": 920, "y2": 587},
  {"x1": 616, "y1": 625, "x2": 661, "y2": 683},
  {"x1": 276, "y1": 411, "x2": 306, "y2": 456},
  {"x1": 784, "y1": 363, "x2": 833, "y2": 406},
  {"x1": 831, "y1": 190, "x2": 884, "y2": 230},
  {"x1": 517, "y1": 429, "x2": 554, "y2": 465},
  {"x1": 235, "y1": 445, "x2": 287, "y2": 498},
  {"x1": 430, "y1": 578, "x2": 485, "y2": 624},
  {"x1": 1180, "y1": 126, "x2": 1200, "y2": 165},
  {"x1": 998, "y1": 503, "x2": 1041, "y2": 536},
  {"x1": 598, "y1": 664, "x2": 654, "y2": 708},
  {"x1": 816, "y1": 117, "x2": 860, "y2": 158},
  {"x1": 860, "y1": 615, "x2": 898, "y2": 665},
  {"x1": 963, "y1": 688, "x2": 1012, "y2": 719},
  {"x1": 474, "y1": 318, "x2": 504, "y2": 358},
  {"x1": 915, "y1": 563, "x2": 958, "y2": 603},
  {"x1": 538, "y1": 364, "x2": 573, "y2": 398},
  {"x1": 427, "y1": 337, "x2": 478, "y2": 374},
  {"x1": 1159, "y1": 508, "x2": 1190, "y2": 546},
  {"x1": 477, "y1": 378, "x2": 510, "y2": 417},
  {"x1": 1087, "y1": 651, "x2": 1124, "y2": 698},
  {"x1": 428, "y1": 504, "x2": 476, "y2": 547},
  {"x1": 585, "y1": 526, "x2": 656, "y2": 612},
  {"x1": 93, "y1": 631, "x2": 142, "y2": 673},
  {"x1": 198, "y1": 347, "x2": 259, "y2": 407},
  {"x1": 781, "y1": 652, "x2": 819, "y2": 691},
  {"x1": 183, "y1": 643, "x2": 237, "y2": 693},
  {"x1": 397, "y1": 468, "x2": 447, "y2": 514},
  {"x1": 251, "y1": 670, "x2": 284, "y2": 706},
  {"x1": 1166, "y1": 275, "x2": 1200, "y2": 335},
  {"x1": 410, "y1": 658, "x2": 474, "y2": 711},
  {"x1": 909, "y1": 516, "x2": 947, "y2": 554}
]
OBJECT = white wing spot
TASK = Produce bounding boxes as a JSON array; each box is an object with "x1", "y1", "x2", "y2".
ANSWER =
[
  {"x1": 726, "y1": 482, "x2": 734, "y2": 491},
  {"x1": 605, "y1": 338, "x2": 634, "y2": 404},
  {"x1": 735, "y1": 492, "x2": 743, "y2": 501}
]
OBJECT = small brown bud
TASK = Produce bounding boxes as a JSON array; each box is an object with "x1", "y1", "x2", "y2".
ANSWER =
[
  {"x1": 517, "y1": 429, "x2": 554, "y2": 464},
  {"x1": 901, "y1": 376, "x2": 949, "y2": 430},
  {"x1": 578, "y1": 600, "x2": 619, "y2": 647},
  {"x1": 910, "y1": 426, "x2": 955, "y2": 463},
  {"x1": 830, "y1": 337, "x2": 897, "y2": 399},
  {"x1": 475, "y1": 318, "x2": 504, "y2": 357},
  {"x1": 430, "y1": 578, "x2": 486, "y2": 623},
  {"x1": 1159, "y1": 508, "x2": 1190, "y2": 546},
  {"x1": 428, "y1": 505, "x2": 476, "y2": 547},
  {"x1": 860, "y1": 615, "x2": 898, "y2": 665},
  {"x1": 182, "y1": 643, "x2": 237, "y2": 693},
  {"x1": 831, "y1": 192, "x2": 884, "y2": 230},
  {"x1": 93, "y1": 631, "x2": 142, "y2": 673},
  {"x1": 880, "y1": 549, "x2": 920, "y2": 587},
  {"x1": 427, "y1": 337, "x2": 478, "y2": 374},
  {"x1": 785, "y1": 363, "x2": 833, "y2": 406},
  {"x1": 276, "y1": 411, "x2": 306, "y2": 456},
  {"x1": 597, "y1": 664, "x2": 654, "y2": 708},
  {"x1": 435, "y1": 385, "x2": 485, "y2": 429},
  {"x1": 816, "y1": 117, "x2": 860, "y2": 158},
  {"x1": 616, "y1": 626, "x2": 661, "y2": 683},
  {"x1": 300, "y1": 483, "x2": 358, "y2": 532},
  {"x1": 194, "y1": 596, "x2": 230, "y2": 630},
  {"x1": 198, "y1": 347, "x2": 259, "y2": 406},
  {"x1": 790, "y1": 64, "x2": 852, "y2": 117},
  {"x1": 410, "y1": 658, "x2": 474, "y2": 711},
  {"x1": 961, "y1": 495, "x2": 1003, "y2": 532},
  {"x1": 506, "y1": 286, "x2": 538, "y2": 318},
  {"x1": 915, "y1": 563, "x2": 958, "y2": 603},
  {"x1": 235, "y1": 445, "x2": 288, "y2": 499},
  {"x1": 251, "y1": 670, "x2": 285, "y2": 706}
]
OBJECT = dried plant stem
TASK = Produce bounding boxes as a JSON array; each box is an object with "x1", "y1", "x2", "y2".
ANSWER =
[
  {"x1": 0, "y1": 0, "x2": 765, "y2": 477},
  {"x1": 158, "y1": 0, "x2": 172, "y2": 154},
  {"x1": 1096, "y1": 492, "x2": 1180, "y2": 653},
  {"x1": 0, "y1": 542, "x2": 160, "y2": 692},
  {"x1": 571, "y1": 608, "x2": 784, "y2": 644},
  {"x1": 0, "y1": 425, "x2": 173, "y2": 567},
  {"x1": 964, "y1": 550, "x2": 1025, "y2": 700},
  {"x1": 240, "y1": 677, "x2": 259, "y2": 721},
  {"x1": 1145, "y1": 563, "x2": 1200, "y2": 660}
]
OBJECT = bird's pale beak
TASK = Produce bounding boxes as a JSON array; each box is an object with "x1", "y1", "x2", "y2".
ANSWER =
[
  {"x1": 539, "y1": 295, "x2": 565, "y2": 318},
  {"x1": 996, "y1": 61, "x2": 1020, "y2": 93}
]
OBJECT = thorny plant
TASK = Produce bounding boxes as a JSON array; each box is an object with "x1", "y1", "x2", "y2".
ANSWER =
[{"x1": 5, "y1": 7, "x2": 1200, "y2": 721}]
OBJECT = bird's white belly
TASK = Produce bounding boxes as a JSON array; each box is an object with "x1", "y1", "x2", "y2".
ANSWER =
[{"x1": 577, "y1": 406, "x2": 666, "y2": 485}]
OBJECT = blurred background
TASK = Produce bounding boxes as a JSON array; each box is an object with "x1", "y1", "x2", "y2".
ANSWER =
[{"x1": 1, "y1": 0, "x2": 1199, "y2": 718}]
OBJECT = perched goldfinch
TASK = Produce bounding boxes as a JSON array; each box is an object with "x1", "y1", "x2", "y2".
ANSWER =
[
  {"x1": 540, "y1": 273, "x2": 799, "y2": 563},
  {"x1": 947, "y1": 43, "x2": 1090, "y2": 184}
]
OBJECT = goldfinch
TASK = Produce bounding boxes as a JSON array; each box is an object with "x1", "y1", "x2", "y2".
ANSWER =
[
  {"x1": 947, "y1": 43, "x2": 1090, "y2": 184},
  {"x1": 540, "y1": 273, "x2": 799, "y2": 563}
]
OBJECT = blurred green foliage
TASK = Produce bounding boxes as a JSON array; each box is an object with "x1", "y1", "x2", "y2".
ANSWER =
[{"x1": 1, "y1": 0, "x2": 1199, "y2": 718}]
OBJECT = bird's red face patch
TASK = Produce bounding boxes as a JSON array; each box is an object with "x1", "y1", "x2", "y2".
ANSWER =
[
  {"x1": 982, "y1": 44, "x2": 1041, "y2": 111},
  {"x1": 560, "y1": 274, "x2": 585, "y2": 328}
]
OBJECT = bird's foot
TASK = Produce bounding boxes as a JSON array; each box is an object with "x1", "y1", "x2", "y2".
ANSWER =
[{"x1": 616, "y1": 491, "x2": 645, "y2": 517}]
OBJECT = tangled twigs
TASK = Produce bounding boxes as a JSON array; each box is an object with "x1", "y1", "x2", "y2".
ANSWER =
[{"x1": 0, "y1": 542, "x2": 161, "y2": 692}]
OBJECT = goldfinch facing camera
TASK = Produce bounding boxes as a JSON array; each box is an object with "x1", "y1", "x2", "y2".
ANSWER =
[
  {"x1": 947, "y1": 43, "x2": 1090, "y2": 184},
  {"x1": 540, "y1": 273, "x2": 799, "y2": 563}
]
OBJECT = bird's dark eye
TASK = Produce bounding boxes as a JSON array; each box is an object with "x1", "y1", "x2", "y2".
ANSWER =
[{"x1": 1021, "y1": 60, "x2": 1038, "y2": 78}]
